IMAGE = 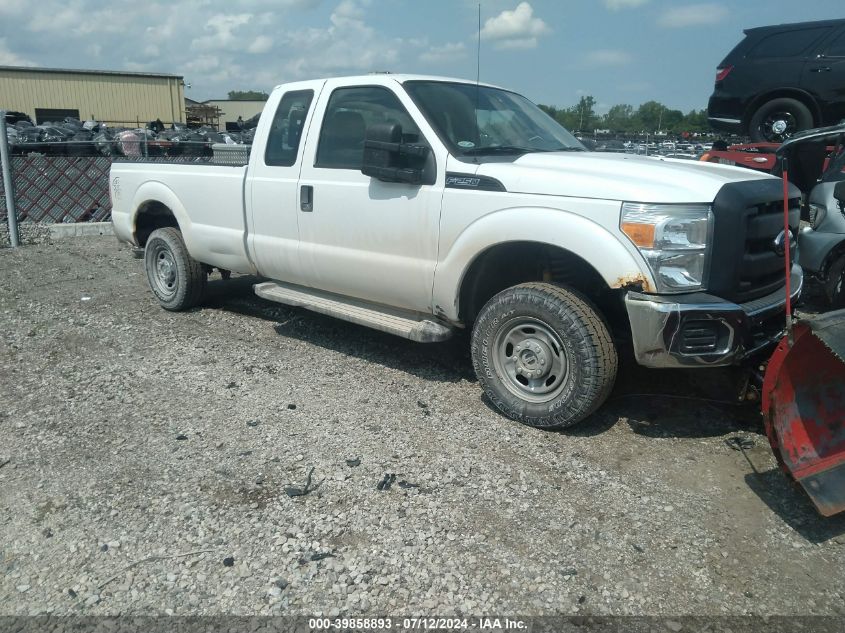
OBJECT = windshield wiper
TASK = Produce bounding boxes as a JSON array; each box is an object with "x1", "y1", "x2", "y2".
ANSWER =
[
  {"x1": 461, "y1": 145, "x2": 533, "y2": 155},
  {"x1": 462, "y1": 145, "x2": 586, "y2": 155}
]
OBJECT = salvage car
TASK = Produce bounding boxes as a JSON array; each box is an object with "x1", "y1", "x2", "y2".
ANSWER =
[
  {"x1": 708, "y1": 18, "x2": 845, "y2": 142},
  {"x1": 780, "y1": 124, "x2": 845, "y2": 306},
  {"x1": 110, "y1": 74, "x2": 802, "y2": 428}
]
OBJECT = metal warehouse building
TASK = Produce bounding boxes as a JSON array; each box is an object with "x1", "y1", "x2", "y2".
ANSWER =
[{"x1": 0, "y1": 66, "x2": 185, "y2": 126}]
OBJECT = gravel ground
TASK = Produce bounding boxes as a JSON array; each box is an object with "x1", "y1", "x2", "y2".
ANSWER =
[{"x1": 1, "y1": 236, "x2": 844, "y2": 617}]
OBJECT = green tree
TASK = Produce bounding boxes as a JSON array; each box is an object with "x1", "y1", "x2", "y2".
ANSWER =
[
  {"x1": 636, "y1": 101, "x2": 661, "y2": 132},
  {"x1": 663, "y1": 109, "x2": 684, "y2": 133},
  {"x1": 544, "y1": 97, "x2": 711, "y2": 136},
  {"x1": 602, "y1": 104, "x2": 634, "y2": 132},
  {"x1": 538, "y1": 104, "x2": 559, "y2": 119},
  {"x1": 227, "y1": 90, "x2": 269, "y2": 101},
  {"x1": 570, "y1": 95, "x2": 597, "y2": 132},
  {"x1": 682, "y1": 109, "x2": 709, "y2": 133}
]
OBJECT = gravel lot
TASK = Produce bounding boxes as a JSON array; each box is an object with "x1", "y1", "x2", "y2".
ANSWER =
[{"x1": 1, "y1": 236, "x2": 844, "y2": 617}]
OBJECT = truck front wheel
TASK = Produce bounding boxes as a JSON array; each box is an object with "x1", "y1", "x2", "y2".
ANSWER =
[
  {"x1": 144, "y1": 227, "x2": 207, "y2": 311},
  {"x1": 471, "y1": 283, "x2": 617, "y2": 429}
]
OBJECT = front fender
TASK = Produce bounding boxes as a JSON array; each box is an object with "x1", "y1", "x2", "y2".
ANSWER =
[
  {"x1": 432, "y1": 206, "x2": 654, "y2": 322},
  {"x1": 798, "y1": 228, "x2": 845, "y2": 274}
]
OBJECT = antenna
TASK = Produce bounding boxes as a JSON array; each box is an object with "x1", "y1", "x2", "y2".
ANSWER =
[
  {"x1": 475, "y1": 2, "x2": 481, "y2": 144},
  {"x1": 476, "y1": 3, "x2": 481, "y2": 86}
]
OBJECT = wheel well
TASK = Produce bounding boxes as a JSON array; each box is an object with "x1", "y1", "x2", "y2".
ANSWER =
[
  {"x1": 823, "y1": 239, "x2": 845, "y2": 276},
  {"x1": 458, "y1": 242, "x2": 629, "y2": 336},
  {"x1": 743, "y1": 89, "x2": 821, "y2": 127},
  {"x1": 135, "y1": 201, "x2": 180, "y2": 247}
]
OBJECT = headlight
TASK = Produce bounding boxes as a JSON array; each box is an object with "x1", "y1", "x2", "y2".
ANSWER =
[
  {"x1": 807, "y1": 203, "x2": 826, "y2": 229},
  {"x1": 621, "y1": 203, "x2": 713, "y2": 293}
]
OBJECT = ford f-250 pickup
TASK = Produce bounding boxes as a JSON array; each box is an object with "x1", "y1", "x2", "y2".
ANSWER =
[{"x1": 110, "y1": 74, "x2": 802, "y2": 429}]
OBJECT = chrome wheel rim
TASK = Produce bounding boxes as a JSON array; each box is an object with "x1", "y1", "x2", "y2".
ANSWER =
[
  {"x1": 760, "y1": 111, "x2": 798, "y2": 142},
  {"x1": 492, "y1": 317, "x2": 569, "y2": 403}
]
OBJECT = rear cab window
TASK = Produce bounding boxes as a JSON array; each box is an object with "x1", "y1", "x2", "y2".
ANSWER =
[{"x1": 264, "y1": 90, "x2": 314, "y2": 167}]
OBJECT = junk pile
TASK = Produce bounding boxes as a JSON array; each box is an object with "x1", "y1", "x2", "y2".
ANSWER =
[{"x1": 3, "y1": 112, "x2": 254, "y2": 158}]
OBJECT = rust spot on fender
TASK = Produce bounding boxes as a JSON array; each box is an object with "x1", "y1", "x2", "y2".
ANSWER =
[{"x1": 613, "y1": 273, "x2": 653, "y2": 293}]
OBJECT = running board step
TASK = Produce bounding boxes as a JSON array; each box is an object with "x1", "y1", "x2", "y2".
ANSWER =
[{"x1": 254, "y1": 281, "x2": 454, "y2": 343}]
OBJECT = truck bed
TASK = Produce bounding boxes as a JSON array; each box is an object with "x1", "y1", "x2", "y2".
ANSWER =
[{"x1": 110, "y1": 161, "x2": 253, "y2": 274}]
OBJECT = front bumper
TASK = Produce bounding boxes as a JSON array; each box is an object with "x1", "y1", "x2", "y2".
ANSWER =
[{"x1": 625, "y1": 265, "x2": 803, "y2": 368}]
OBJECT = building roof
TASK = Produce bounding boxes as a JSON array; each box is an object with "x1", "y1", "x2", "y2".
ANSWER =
[{"x1": 0, "y1": 65, "x2": 183, "y2": 80}]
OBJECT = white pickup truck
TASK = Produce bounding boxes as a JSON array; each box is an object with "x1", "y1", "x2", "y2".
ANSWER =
[{"x1": 111, "y1": 74, "x2": 802, "y2": 428}]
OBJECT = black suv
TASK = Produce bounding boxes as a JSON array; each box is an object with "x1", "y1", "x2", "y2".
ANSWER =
[{"x1": 708, "y1": 18, "x2": 845, "y2": 142}]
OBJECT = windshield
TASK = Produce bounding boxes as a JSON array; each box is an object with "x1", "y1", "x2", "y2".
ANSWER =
[{"x1": 404, "y1": 80, "x2": 584, "y2": 156}]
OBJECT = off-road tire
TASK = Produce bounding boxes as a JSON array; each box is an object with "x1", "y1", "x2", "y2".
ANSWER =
[
  {"x1": 825, "y1": 253, "x2": 845, "y2": 309},
  {"x1": 471, "y1": 282, "x2": 617, "y2": 429},
  {"x1": 749, "y1": 98, "x2": 813, "y2": 143},
  {"x1": 144, "y1": 227, "x2": 207, "y2": 311}
]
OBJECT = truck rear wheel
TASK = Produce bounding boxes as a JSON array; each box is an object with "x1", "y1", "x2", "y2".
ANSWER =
[
  {"x1": 471, "y1": 282, "x2": 617, "y2": 429},
  {"x1": 144, "y1": 227, "x2": 207, "y2": 311}
]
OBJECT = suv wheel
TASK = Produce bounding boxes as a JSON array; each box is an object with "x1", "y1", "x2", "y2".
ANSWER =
[{"x1": 749, "y1": 98, "x2": 812, "y2": 143}]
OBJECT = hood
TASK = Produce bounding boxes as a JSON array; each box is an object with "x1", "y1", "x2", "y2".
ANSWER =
[{"x1": 472, "y1": 152, "x2": 776, "y2": 203}]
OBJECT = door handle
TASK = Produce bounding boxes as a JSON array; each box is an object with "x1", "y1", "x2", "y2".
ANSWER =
[
  {"x1": 809, "y1": 66, "x2": 832, "y2": 72},
  {"x1": 300, "y1": 185, "x2": 313, "y2": 212}
]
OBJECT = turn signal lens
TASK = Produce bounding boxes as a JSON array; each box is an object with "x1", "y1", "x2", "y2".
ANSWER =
[{"x1": 621, "y1": 222, "x2": 656, "y2": 248}]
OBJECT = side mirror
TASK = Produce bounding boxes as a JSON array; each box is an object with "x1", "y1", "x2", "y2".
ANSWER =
[
  {"x1": 835, "y1": 180, "x2": 845, "y2": 208},
  {"x1": 361, "y1": 123, "x2": 429, "y2": 184}
]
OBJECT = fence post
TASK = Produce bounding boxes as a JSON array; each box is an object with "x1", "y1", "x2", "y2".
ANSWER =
[{"x1": 0, "y1": 111, "x2": 21, "y2": 248}]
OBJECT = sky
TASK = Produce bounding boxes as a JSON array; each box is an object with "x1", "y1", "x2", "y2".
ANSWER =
[{"x1": 0, "y1": 0, "x2": 843, "y2": 114}]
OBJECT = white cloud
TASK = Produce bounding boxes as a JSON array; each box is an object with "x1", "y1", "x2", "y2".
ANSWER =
[
  {"x1": 333, "y1": 0, "x2": 364, "y2": 20},
  {"x1": 0, "y1": 37, "x2": 36, "y2": 66},
  {"x1": 279, "y1": 0, "x2": 400, "y2": 77},
  {"x1": 191, "y1": 14, "x2": 254, "y2": 52},
  {"x1": 658, "y1": 3, "x2": 728, "y2": 28},
  {"x1": 604, "y1": 0, "x2": 649, "y2": 9},
  {"x1": 184, "y1": 56, "x2": 221, "y2": 74},
  {"x1": 481, "y1": 2, "x2": 550, "y2": 50},
  {"x1": 0, "y1": 0, "x2": 28, "y2": 14},
  {"x1": 0, "y1": 0, "x2": 479, "y2": 102},
  {"x1": 583, "y1": 49, "x2": 632, "y2": 67},
  {"x1": 420, "y1": 42, "x2": 467, "y2": 64},
  {"x1": 248, "y1": 35, "x2": 273, "y2": 54}
]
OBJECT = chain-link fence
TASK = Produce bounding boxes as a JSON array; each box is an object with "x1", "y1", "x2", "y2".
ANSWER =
[
  {"x1": 0, "y1": 154, "x2": 236, "y2": 224},
  {"x1": 3, "y1": 155, "x2": 113, "y2": 223},
  {"x1": 2, "y1": 110, "x2": 251, "y2": 240}
]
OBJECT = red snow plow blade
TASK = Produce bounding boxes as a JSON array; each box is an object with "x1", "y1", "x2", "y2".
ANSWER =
[{"x1": 762, "y1": 311, "x2": 845, "y2": 516}]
